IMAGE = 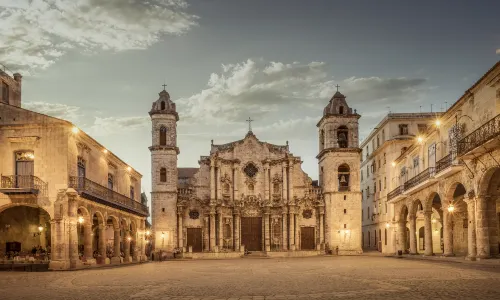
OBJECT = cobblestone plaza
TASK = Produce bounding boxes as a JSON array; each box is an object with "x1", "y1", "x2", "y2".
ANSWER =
[{"x1": 1, "y1": 256, "x2": 499, "y2": 300}]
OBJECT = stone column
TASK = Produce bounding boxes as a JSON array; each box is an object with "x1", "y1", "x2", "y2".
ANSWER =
[
  {"x1": 84, "y1": 223, "x2": 93, "y2": 259},
  {"x1": 210, "y1": 208, "x2": 216, "y2": 251},
  {"x1": 289, "y1": 206, "x2": 295, "y2": 250},
  {"x1": 391, "y1": 222, "x2": 397, "y2": 254},
  {"x1": 487, "y1": 197, "x2": 499, "y2": 256},
  {"x1": 264, "y1": 164, "x2": 269, "y2": 202},
  {"x1": 264, "y1": 209, "x2": 270, "y2": 252},
  {"x1": 216, "y1": 163, "x2": 222, "y2": 201},
  {"x1": 398, "y1": 220, "x2": 406, "y2": 253},
  {"x1": 210, "y1": 160, "x2": 216, "y2": 200},
  {"x1": 233, "y1": 165, "x2": 238, "y2": 202},
  {"x1": 288, "y1": 163, "x2": 294, "y2": 203},
  {"x1": 234, "y1": 212, "x2": 240, "y2": 251},
  {"x1": 203, "y1": 215, "x2": 210, "y2": 251},
  {"x1": 282, "y1": 163, "x2": 288, "y2": 202},
  {"x1": 443, "y1": 210, "x2": 454, "y2": 256},
  {"x1": 178, "y1": 208, "x2": 183, "y2": 249},
  {"x1": 68, "y1": 196, "x2": 78, "y2": 269},
  {"x1": 319, "y1": 207, "x2": 325, "y2": 248},
  {"x1": 112, "y1": 229, "x2": 121, "y2": 263},
  {"x1": 282, "y1": 209, "x2": 288, "y2": 251},
  {"x1": 409, "y1": 215, "x2": 417, "y2": 255},
  {"x1": 218, "y1": 207, "x2": 223, "y2": 249},
  {"x1": 475, "y1": 196, "x2": 490, "y2": 258},
  {"x1": 465, "y1": 198, "x2": 477, "y2": 260},
  {"x1": 423, "y1": 211, "x2": 434, "y2": 256},
  {"x1": 124, "y1": 233, "x2": 131, "y2": 262},
  {"x1": 98, "y1": 225, "x2": 106, "y2": 259}
]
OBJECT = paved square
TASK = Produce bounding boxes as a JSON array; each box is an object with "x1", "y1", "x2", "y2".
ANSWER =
[{"x1": 0, "y1": 256, "x2": 499, "y2": 300}]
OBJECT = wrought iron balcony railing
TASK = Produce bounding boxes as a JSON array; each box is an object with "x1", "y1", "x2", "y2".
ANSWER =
[
  {"x1": 387, "y1": 185, "x2": 404, "y2": 201},
  {"x1": 435, "y1": 154, "x2": 452, "y2": 174},
  {"x1": 69, "y1": 176, "x2": 149, "y2": 217},
  {"x1": 0, "y1": 175, "x2": 48, "y2": 196},
  {"x1": 457, "y1": 114, "x2": 500, "y2": 156},
  {"x1": 403, "y1": 167, "x2": 435, "y2": 191}
]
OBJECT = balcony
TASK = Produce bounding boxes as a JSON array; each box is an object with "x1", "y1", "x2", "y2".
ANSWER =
[
  {"x1": 458, "y1": 114, "x2": 500, "y2": 158},
  {"x1": 434, "y1": 154, "x2": 462, "y2": 179},
  {"x1": 0, "y1": 175, "x2": 48, "y2": 196},
  {"x1": 404, "y1": 167, "x2": 435, "y2": 192},
  {"x1": 69, "y1": 176, "x2": 148, "y2": 217},
  {"x1": 387, "y1": 185, "x2": 404, "y2": 202}
]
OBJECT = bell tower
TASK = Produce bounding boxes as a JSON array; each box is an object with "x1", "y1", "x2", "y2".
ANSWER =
[
  {"x1": 149, "y1": 86, "x2": 179, "y2": 251},
  {"x1": 317, "y1": 87, "x2": 362, "y2": 254}
]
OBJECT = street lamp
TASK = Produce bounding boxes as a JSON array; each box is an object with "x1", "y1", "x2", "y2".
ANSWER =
[
  {"x1": 447, "y1": 204, "x2": 455, "y2": 213},
  {"x1": 78, "y1": 216, "x2": 84, "y2": 224},
  {"x1": 385, "y1": 222, "x2": 390, "y2": 228}
]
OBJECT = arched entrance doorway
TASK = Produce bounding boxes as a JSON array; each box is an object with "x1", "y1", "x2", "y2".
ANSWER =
[
  {"x1": 478, "y1": 167, "x2": 500, "y2": 257},
  {"x1": 0, "y1": 205, "x2": 51, "y2": 261},
  {"x1": 444, "y1": 183, "x2": 468, "y2": 256}
]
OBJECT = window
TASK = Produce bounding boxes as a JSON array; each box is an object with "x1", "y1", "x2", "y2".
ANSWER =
[
  {"x1": 108, "y1": 174, "x2": 114, "y2": 190},
  {"x1": 385, "y1": 229, "x2": 387, "y2": 246},
  {"x1": 361, "y1": 190, "x2": 364, "y2": 200},
  {"x1": 344, "y1": 209, "x2": 347, "y2": 214},
  {"x1": 320, "y1": 129, "x2": 325, "y2": 150},
  {"x1": 338, "y1": 164, "x2": 350, "y2": 191},
  {"x1": 1, "y1": 81, "x2": 9, "y2": 103},
  {"x1": 399, "y1": 124, "x2": 409, "y2": 135},
  {"x1": 383, "y1": 153, "x2": 386, "y2": 165},
  {"x1": 378, "y1": 160, "x2": 381, "y2": 170},
  {"x1": 162, "y1": 208, "x2": 165, "y2": 213},
  {"x1": 361, "y1": 170, "x2": 363, "y2": 181},
  {"x1": 343, "y1": 195, "x2": 347, "y2": 200},
  {"x1": 374, "y1": 182, "x2": 377, "y2": 193},
  {"x1": 418, "y1": 124, "x2": 428, "y2": 135},
  {"x1": 378, "y1": 180, "x2": 381, "y2": 191},
  {"x1": 382, "y1": 129, "x2": 385, "y2": 142},
  {"x1": 368, "y1": 231, "x2": 371, "y2": 247},
  {"x1": 376, "y1": 135, "x2": 380, "y2": 148},
  {"x1": 367, "y1": 186, "x2": 370, "y2": 196},
  {"x1": 337, "y1": 126, "x2": 349, "y2": 148},
  {"x1": 384, "y1": 177, "x2": 387, "y2": 189},
  {"x1": 366, "y1": 165, "x2": 369, "y2": 176},
  {"x1": 367, "y1": 207, "x2": 370, "y2": 219},
  {"x1": 159, "y1": 126, "x2": 167, "y2": 146},
  {"x1": 339, "y1": 106, "x2": 344, "y2": 114},
  {"x1": 160, "y1": 168, "x2": 167, "y2": 182},
  {"x1": 130, "y1": 186, "x2": 135, "y2": 200},
  {"x1": 160, "y1": 101, "x2": 165, "y2": 110},
  {"x1": 244, "y1": 163, "x2": 258, "y2": 178},
  {"x1": 344, "y1": 224, "x2": 347, "y2": 229}
]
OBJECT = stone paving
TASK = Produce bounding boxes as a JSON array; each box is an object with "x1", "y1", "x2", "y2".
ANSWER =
[{"x1": 0, "y1": 256, "x2": 499, "y2": 299}]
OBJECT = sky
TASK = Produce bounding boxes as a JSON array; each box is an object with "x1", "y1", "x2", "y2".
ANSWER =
[{"x1": 1, "y1": 0, "x2": 499, "y2": 205}]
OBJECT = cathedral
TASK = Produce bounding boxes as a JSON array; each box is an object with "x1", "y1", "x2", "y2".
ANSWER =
[{"x1": 149, "y1": 88, "x2": 363, "y2": 257}]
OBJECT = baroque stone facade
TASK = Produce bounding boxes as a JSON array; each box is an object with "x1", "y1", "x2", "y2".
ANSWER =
[{"x1": 150, "y1": 89, "x2": 363, "y2": 256}]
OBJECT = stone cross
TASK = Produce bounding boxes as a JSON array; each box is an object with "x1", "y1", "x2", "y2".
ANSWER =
[
  {"x1": 246, "y1": 117, "x2": 254, "y2": 132},
  {"x1": 335, "y1": 84, "x2": 340, "y2": 91},
  {"x1": 162, "y1": 83, "x2": 167, "y2": 90}
]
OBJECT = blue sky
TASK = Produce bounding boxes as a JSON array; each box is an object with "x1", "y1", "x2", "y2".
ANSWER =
[{"x1": 1, "y1": 0, "x2": 498, "y2": 202}]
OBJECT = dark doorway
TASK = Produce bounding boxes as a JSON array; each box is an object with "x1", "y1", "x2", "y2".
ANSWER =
[
  {"x1": 187, "y1": 228, "x2": 203, "y2": 252},
  {"x1": 301, "y1": 227, "x2": 315, "y2": 250},
  {"x1": 241, "y1": 217, "x2": 262, "y2": 251}
]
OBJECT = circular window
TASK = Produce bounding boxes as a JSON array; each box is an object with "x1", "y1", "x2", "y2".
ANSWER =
[
  {"x1": 244, "y1": 163, "x2": 258, "y2": 178},
  {"x1": 302, "y1": 209, "x2": 313, "y2": 219},
  {"x1": 189, "y1": 210, "x2": 200, "y2": 219}
]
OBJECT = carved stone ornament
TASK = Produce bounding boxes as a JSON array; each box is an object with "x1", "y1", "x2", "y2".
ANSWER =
[
  {"x1": 8, "y1": 136, "x2": 40, "y2": 144},
  {"x1": 189, "y1": 210, "x2": 200, "y2": 219},
  {"x1": 302, "y1": 209, "x2": 313, "y2": 219}
]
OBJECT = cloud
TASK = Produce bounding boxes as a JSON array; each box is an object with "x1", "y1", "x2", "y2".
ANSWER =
[
  {"x1": 0, "y1": 0, "x2": 197, "y2": 73},
  {"x1": 177, "y1": 59, "x2": 428, "y2": 125},
  {"x1": 22, "y1": 101, "x2": 81, "y2": 122},
  {"x1": 89, "y1": 116, "x2": 150, "y2": 136}
]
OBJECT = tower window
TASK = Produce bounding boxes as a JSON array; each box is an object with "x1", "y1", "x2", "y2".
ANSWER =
[
  {"x1": 162, "y1": 208, "x2": 165, "y2": 213},
  {"x1": 399, "y1": 124, "x2": 409, "y2": 135},
  {"x1": 344, "y1": 209, "x2": 347, "y2": 214},
  {"x1": 160, "y1": 168, "x2": 167, "y2": 182},
  {"x1": 161, "y1": 101, "x2": 165, "y2": 110},
  {"x1": 337, "y1": 126, "x2": 349, "y2": 148},
  {"x1": 338, "y1": 164, "x2": 350, "y2": 191},
  {"x1": 339, "y1": 106, "x2": 344, "y2": 114},
  {"x1": 160, "y1": 126, "x2": 167, "y2": 146}
]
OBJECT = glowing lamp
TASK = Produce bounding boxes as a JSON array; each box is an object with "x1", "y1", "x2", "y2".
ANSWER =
[
  {"x1": 417, "y1": 136, "x2": 424, "y2": 144},
  {"x1": 385, "y1": 223, "x2": 390, "y2": 228},
  {"x1": 38, "y1": 225, "x2": 43, "y2": 232},
  {"x1": 447, "y1": 204, "x2": 455, "y2": 213},
  {"x1": 127, "y1": 236, "x2": 132, "y2": 241},
  {"x1": 391, "y1": 162, "x2": 396, "y2": 167},
  {"x1": 78, "y1": 216, "x2": 84, "y2": 224},
  {"x1": 72, "y1": 127, "x2": 79, "y2": 134},
  {"x1": 435, "y1": 119, "x2": 441, "y2": 127},
  {"x1": 103, "y1": 149, "x2": 108, "y2": 154},
  {"x1": 127, "y1": 166, "x2": 132, "y2": 172},
  {"x1": 146, "y1": 230, "x2": 150, "y2": 236}
]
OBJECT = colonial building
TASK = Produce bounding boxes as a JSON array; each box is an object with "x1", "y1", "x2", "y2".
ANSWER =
[
  {"x1": 360, "y1": 113, "x2": 441, "y2": 253},
  {"x1": 0, "y1": 68, "x2": 149, "y2": 270},
  {"x1": 150, "y1": 88, "x2": 363, "y2": 257},
  {"x1": 388, "y1": 61, "x2": 500, "y2": 259}
]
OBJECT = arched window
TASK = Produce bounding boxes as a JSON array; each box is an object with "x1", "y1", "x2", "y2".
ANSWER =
[
  {"x1": 338, "y1": 164, "x2": 350, "y2": 191},
  {"x1": 339, "y1": 106, "x2": 344, "y2": 114},
  {"x1": 160, "y1": 101, "x2": 165, "y2": 110},
  {"x1": 159, "y1": 126, "x2": 167, "y2": 146},
  {"x1": 337, "y1": 126, "x2": 349, "y2": 148},
  {"x1": 160, "y1": 168, "x2": 167, "y2": 182},
  {"x1": 320, "y1": 129, "x2": 325, "y2": 149}
]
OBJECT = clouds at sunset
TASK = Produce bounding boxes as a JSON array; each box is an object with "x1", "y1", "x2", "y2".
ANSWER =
[{"x1": 0, "y1": 0, "x2": 197, "y2": 73}]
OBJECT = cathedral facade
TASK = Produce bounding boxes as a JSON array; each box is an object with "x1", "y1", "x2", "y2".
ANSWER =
[{"x1": 150, "y1": 89, "x2": 362, "y2": 256}]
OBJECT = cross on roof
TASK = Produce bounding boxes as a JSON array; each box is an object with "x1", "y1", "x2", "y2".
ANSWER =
[
  {"x1": 162, "y1": 83, "x2": 167, "y2": 90},
  {"x1": 335, "y1": 84, "x2": 340, "y2": 91},
  {"x1": 246, "y1": 117, "x2": 254, "y2": 132}
]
